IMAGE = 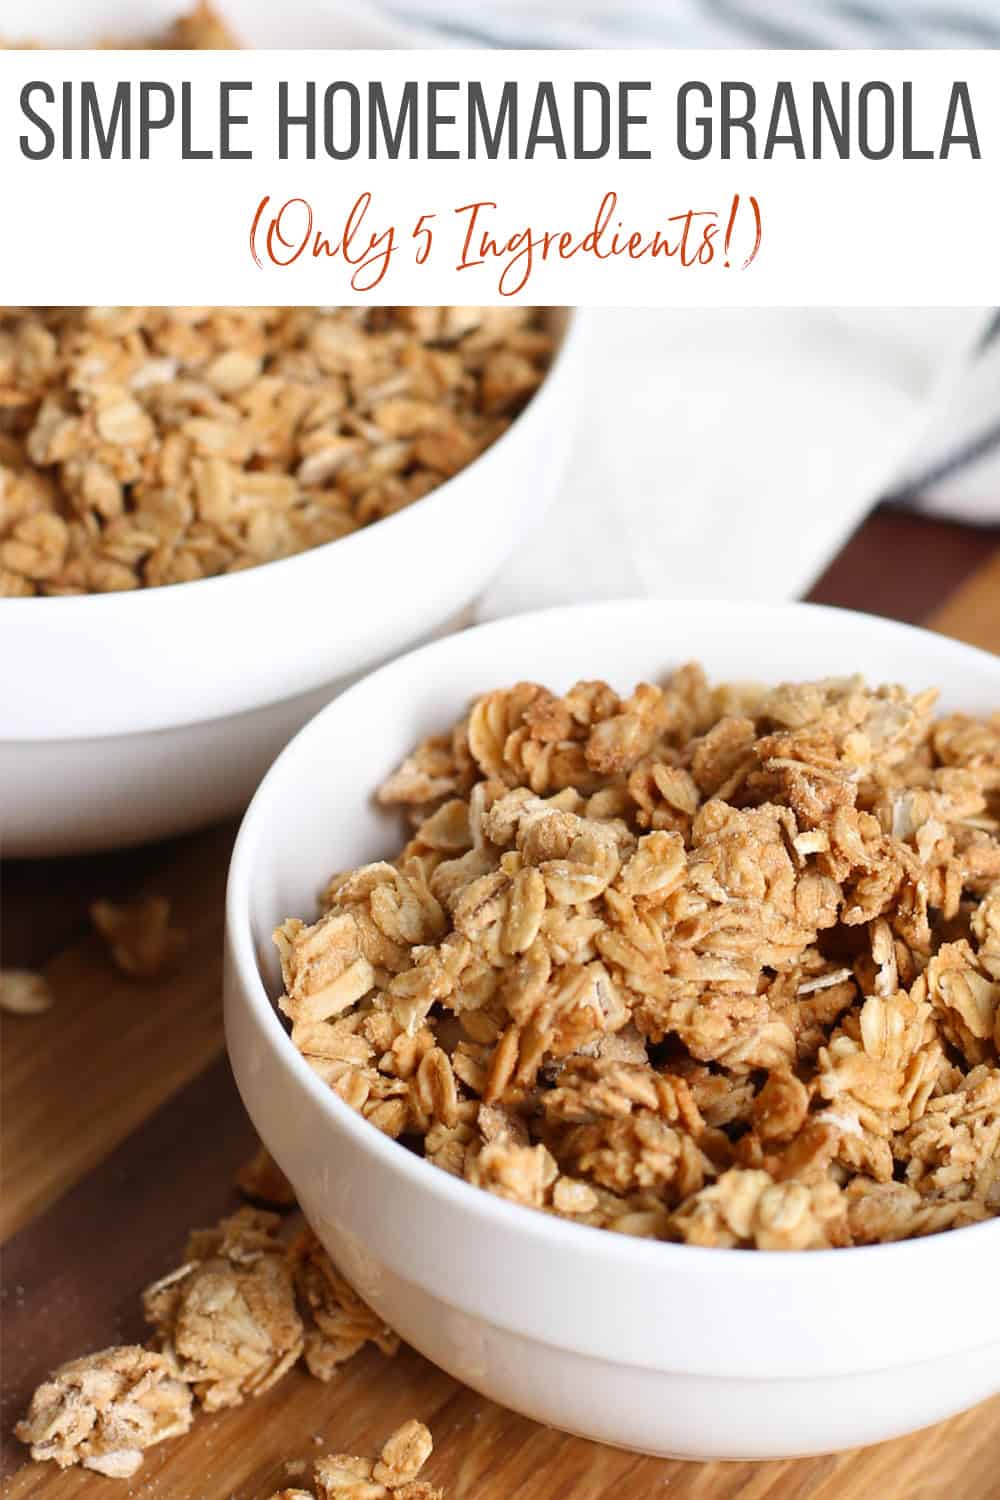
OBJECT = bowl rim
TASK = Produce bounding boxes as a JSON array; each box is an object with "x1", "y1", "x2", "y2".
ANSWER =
[
  {"x1": 226, "y1": 597, "x2": 1000, "y2": 1276},
  {"x1": 0, "y1": 308, "x2": 580, "y2": 614}
]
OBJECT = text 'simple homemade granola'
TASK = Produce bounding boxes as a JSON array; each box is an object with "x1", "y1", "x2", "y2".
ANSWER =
[
  {"x1": 0, "y1": 306, "x2": 551, "y2": 596},
  {"x1": 275, "y1": 667, "x2": 1000, "y2": 1249},
  {"x1": 0, "y1": 12, "x2": 551, "y2": 599}
]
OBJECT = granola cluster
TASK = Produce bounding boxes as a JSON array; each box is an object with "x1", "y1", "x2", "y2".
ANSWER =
[
  {"x1": 143, "y1": 1209, "x2": 305, "y2": 1411},
  {"x1": 17, "y1": 1210, "x2": 402, "y2": 1477},
  {"x1": 0, "y1": 306, "x2": 551, "y2": 596},
  {"x1": 276, "y1": 667, "x2": 1000, "y2": 1250},
  {"x1": 267, "y1": 1420, "x2": 442, "y2": 1500},
  {"x1": 14, "y1": 1346, "x2": 193, "y2": 1479},
  {"x1": 0, "y1": 969, "x2": 53, "y2": 1015},
  {"x1": 291, "y1": 1226, "x2": 400, "y2": 1381},
  {"x1": 91, "y1": 895, "x2": 185, "y2": 979}
]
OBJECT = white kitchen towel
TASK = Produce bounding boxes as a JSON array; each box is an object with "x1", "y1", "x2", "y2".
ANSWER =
[
  {"x1": 374, "y1": 0, "x2": 1000, "y2": 50},
  {"x1": 365, "y1": 0, "x2": 1000, "y2": 576},
  {"x1": 478, "y1": 306, "x2": 996, "y2": 620}
]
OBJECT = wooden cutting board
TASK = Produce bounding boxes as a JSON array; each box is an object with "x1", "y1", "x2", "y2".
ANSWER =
[{"x1": 2, "y1": 517, "x2": 998, "y2": 1500}]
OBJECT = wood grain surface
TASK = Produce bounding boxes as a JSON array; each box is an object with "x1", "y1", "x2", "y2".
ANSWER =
[{"x1": 2, "y1": 511, "x2": 998, "y2": 1500}]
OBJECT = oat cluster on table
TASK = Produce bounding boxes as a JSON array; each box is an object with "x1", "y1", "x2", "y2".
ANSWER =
[
  {"x1": 90, "y1": 895, "x2": 186, "y2": 979},
  {"x1": 292, "y1": 1223, "x2": 400, "y2": 1381},
  {"x1": 16, "y1": 1209, "x2": 404, "y2": 1477},
  {"x1": 0, "y1": 306, "x2": 551, "y2": 596},
  {"x1": 13, "y1": 1346, "x2": 194, "y2": 1479},
  {"x1": 0, "y1": 968, "x2": 53, "y2": 1015},
  {"x1": 143, "y1": 1209, "x2": 305, "y2": 1411},
  {"x1": 237, "y1": 1142, "x2": 299, "y2": 1207},
  {"x1": 267, "y1": 1419, "x2": 442, "y2": 1500},
  {"x1": 276, "y1": 667, "x2": 1000, "y2": 1250}
]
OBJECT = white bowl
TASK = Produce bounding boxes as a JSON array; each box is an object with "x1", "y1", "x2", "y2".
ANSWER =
[
  {"x1": 1, "y1": 310, "x2": 581, "y2": 855},
  {"x1": 225, "y1": 599, "x2": 1000, "y2": 1460}
]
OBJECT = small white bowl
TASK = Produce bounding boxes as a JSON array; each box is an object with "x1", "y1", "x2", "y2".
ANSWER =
[
  {"x1": 225, "y1": 599, "x2": 1000, "y2": 1460},
  {"x1": 1, "y1": 310, "x2": 581, "y2": 854}
]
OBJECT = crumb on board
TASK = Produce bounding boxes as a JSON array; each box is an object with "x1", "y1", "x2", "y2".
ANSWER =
[
  {"x1": 0, "y1": 968, "x2": 53, "y2": 1015},
  {"x1": 90, "y1": 896, "x2": 185, "y2": 980},
  {"x1": 236, "y1": 1144, "x2": 298, "y2": 1209}
]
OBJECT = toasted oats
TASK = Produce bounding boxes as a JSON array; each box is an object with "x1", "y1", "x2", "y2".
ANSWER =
[
  {"x1": 372, "y1": 1419, "x2": 434, "y2": 1488},
  {"x1": 314, "y1": 1421, "x2": 441, "y2": 1500},
  {"x1": 156, "y1": 1, "x2": 240, "y2": 47},
  {"x1": 143, "y1": 1209, "x2": 303, "y2": 1410},
  {"x1": 671, "y1": 1168, "x2": 850, "y2": 1250},
  {"x1": 1, "y1": 2, "x2": 239, "y2": 48},
  {"x1": 236, "y1": 1143, "x2": 298, "y2": 1209},
  {"x1": 751, "y1": 1069, "x2": 810, "y2": 1144},
  {"x1": 0, "y1": 968, "x2": 53, "y2": 1015},
  {"x1": 14, "y1": 1346, "x2": 192, "y2": 1477},
  {"x1": 16, "y1": 1199, "x2": 414, "y2": 1478},
  {"x1": 91, "y1": 895, "x2": 185, "y2": 979},
  {"x1": 290, "y1": 1229, "x2": 400, "y2": 1381},
  {"x1": 0, "y1": 307, "x2": 551, "y2": 596},
  {"x1": 279, "y1": 668, "x2": 1000, "y2": 1249},
  {"x1": 846, "y1": 1177, "x2": 990, "y2": 1244}
]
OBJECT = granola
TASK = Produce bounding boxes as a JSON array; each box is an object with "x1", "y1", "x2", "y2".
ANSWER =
[
  {"x1": 314, "y1": 1420, "x2": 442, "y2": 1500},
  {"x1": 155, "y1": 1, "x2": 240, "y2": 48},
  {"x1": 91, "y1": 895, "x2": 185, "y2": 979},
  {"x1": 13, "y1": 1346, "x2": 193, "y2": 1478},
  {"x1": 0, "y1": 307, "x2": 551, "y2": 595},
  {"x1": 18, "y1": 1210, "x2": 401, "y2": 1478},
  {"x1": 265, "y1": 1421, "x2": 443, "y2": 1500},
  {"x1": 0, "y1": 968, "x2": 53, "y2": 1015},
  {"x1": 291, "y1": 1228, "x2": 400, "y2": 1381},
  {"x1": 277, "y1": 668, "x2": 1000, "y2": 1249},
  {"x1": 236, "y1": 1143, "x2": 298, "y2": 1209},
  {"x1": 142, "y1": 1209, "x2": 304, "y2": 1410}
]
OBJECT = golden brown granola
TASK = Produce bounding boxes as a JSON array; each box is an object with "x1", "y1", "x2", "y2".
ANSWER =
[
  {"x1": 236, "y1": 1143, "x2": 298, "y2": 1209},
  {"x1": 13, "y1": 1346, "x2": 193, "y2": 1478},
  {"x1": 91, "y1": 895, "x2": 185, "y2": 979},
  {"x1": 0, "y1": 968, "x2": 53, "y2": 1015},
  {"x1": 290, "y1": 1228, "x2": 400, "y2": 1381},
  {"x1": 17, "y1": 1208, "x2": 403, "y2": 1479},
  {"x1": 0, "y1": 307, "x2": 551, "y2": 595},
  {"x1": 277, "y1": 667, "x2": 1000, "y2": 1249},
  {"x1": 155, "y1": 1, "x2": 240, "y2": 47},
  {"x1": 314, "y1": 1420, "x2": 442, "y2": 1500},
  {"x1": 142, "y1": 1208, "x2": 304, "y2": 1410}
]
